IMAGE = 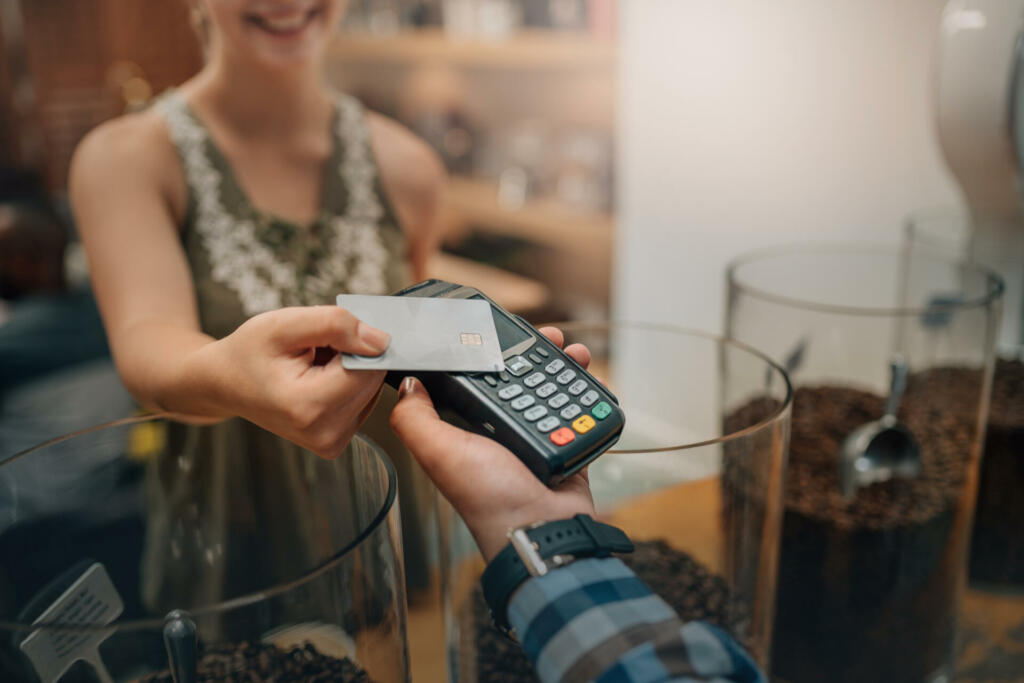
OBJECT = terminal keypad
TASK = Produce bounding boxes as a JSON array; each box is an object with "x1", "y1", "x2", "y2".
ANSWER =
[{"x1": 482, "y1": 343, "x2": 617, "y2": 449}]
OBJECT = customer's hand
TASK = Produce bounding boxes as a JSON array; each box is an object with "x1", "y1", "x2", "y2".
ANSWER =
[
  {"x1": 390, "y1": 327, "x2": 596, "y2": 562},
  {"x1": 186, "y1": 306, "x2": 390, "y2": 459}
]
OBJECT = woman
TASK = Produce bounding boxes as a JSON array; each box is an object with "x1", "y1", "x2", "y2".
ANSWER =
[{"x1": 70, "y1": 0, "x2": 443, "y2": 612}]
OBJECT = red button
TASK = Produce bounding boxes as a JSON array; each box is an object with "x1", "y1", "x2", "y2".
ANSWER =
[{"x1": 550, "y1": 427, "x2": 575, "y2": 446}]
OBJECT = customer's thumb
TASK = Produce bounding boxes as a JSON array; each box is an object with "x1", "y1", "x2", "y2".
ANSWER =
[
  {"x1": 390, "y1": 377, "x2": 462, "y2": 469},
  {"x1": 391, "y1": 377, "x2": 438, "y2": 429}
]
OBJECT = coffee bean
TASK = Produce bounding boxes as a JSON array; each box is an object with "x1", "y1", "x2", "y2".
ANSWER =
[
  {"x1": 136, "y1": 640, "x2": 371, "y2": 682},
  {"x1": 969, "y1": 358, "x2": 1024, "y2": 586},
  {"x1": 724, "y1": 369, "x2": 983, "y2": 683}
]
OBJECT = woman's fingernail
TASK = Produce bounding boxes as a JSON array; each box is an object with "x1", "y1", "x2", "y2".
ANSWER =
[
  {"x1": 358, "y1": 321, "x2": 391, "y2": 353},
  {"x1": 399, "y1": 376, "x2": 415, "y2": 397}
]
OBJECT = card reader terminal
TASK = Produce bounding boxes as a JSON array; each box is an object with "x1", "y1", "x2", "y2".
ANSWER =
[{"x1": 384, "y1": 280, "x2": 625, "y2": 486}]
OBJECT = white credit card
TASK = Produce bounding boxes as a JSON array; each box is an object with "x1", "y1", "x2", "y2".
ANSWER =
[{"x1": 337, "y1": 294, "x2": 505, "y2": 372}]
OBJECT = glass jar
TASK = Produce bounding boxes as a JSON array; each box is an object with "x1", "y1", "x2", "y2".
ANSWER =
[
  {"x1": 0, "y1": 416, "x2": 407, "y2": 682},
  {"x1": 726, "y1": 245, "x2": 1003, "y2": 683},
  {"x1": 441, "y1": 323, "x2": 793, "y2": 681},
  {"x1": 905, "y1": 210, "x2": 1024, "y2": 680}
]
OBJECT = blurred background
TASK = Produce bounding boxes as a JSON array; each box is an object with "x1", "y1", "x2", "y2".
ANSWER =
[
  {"x1": 2, "y1": 1, "x2": 1021, "y2": 681},
  {"x1": 0, "y1": 0, "x2": 967, "y2": 342},
  {"x1": 0, "y1": 0, "x2": 978, "y2": 454}
]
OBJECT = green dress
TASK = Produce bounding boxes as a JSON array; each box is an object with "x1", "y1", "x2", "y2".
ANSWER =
[{"x1": 144, "y1": 90, "x2": 427, "y2": 619}]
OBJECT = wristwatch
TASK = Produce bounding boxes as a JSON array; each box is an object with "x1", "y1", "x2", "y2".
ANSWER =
[{"x1": 481, "y1": 514, "x2": 634, "y2": 636}]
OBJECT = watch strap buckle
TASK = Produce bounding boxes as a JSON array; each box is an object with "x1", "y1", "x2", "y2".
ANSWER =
[
  {"x1": 509, "y1": 528, "x2": 573, "y2": 577},
  {"x1": 481, "y1": 514, "x2": 634, "y2": 637}
]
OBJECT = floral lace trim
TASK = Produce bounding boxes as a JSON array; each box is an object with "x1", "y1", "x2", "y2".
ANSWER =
[{"x1": 154, "y1": 92, "x2": 390, "y2": 317}]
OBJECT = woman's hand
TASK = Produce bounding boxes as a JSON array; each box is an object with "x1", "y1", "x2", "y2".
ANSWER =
[
  {"x1": 188, "y1": 305, "x2": 391, "y2": 459},
  {"x1": 390, "y1": 327, "x2": 596, "y2": 562}
]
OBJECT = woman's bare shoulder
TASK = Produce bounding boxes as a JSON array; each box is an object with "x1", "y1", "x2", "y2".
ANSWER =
[
  {"x1": 74, "y1": 108, "x2": 177, "y2": 172},
  {"x1": 365, "y1": 111, "x2": 445, "y2": 208},
  {"x1": 70, "y1": 107, "x2": 187, "y2": 220}
]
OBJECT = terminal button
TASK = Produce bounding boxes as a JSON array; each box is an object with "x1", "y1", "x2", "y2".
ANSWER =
[
  {"x1": 506, "y1": 356, "x2": 532, "y2": 376},
  {"x1": 511, "y1": 395, "x2": 535, "y2": 411},
  {"x1": 548, "y1": 393, "x2": 570, "y2": 409},
  {"x1": 592, "y1": 401, "x2": 613, "y2": 420},
  {"x1": 545, "y1": 359, "x2": 565, "y2": 375},
  {"x1": 536, "y1": 382, "x2": 558, "y2": 398},
  {"x1": 550, "y1": 427, "x2": 575, "y2": 446},
  {"x1": 524, "y1": 372, "x2": 546, "y2": 388},
  {"x1": 536, "y1": 416, "x2": 560, "y2": 433},
  {"x1": 561, "y1": 404, "x2": 582, "y2": 421},
  {"x1": 572, "y1": 415, "x2": 596, "y2": 434},
  {"x1": 524, "y1": 405, "x2": 548, "y2": 422},
  {"x1": 498, "y1": 384, "x2": 523, "y2": 400},
  {"x1": 556, "y1": 369, "x2": 577, "y2": 385}
]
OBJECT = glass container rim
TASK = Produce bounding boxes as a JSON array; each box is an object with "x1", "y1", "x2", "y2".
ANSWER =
[
  {"x1": 0, "y1": 413, "x2": 399, "y2": 633},
  {"x1": 726, "y1": 242, "x2": 1005, "y2": 317},
  {"x1": 541, "y1": 320, "x2": 793, "y2": 453},
  {"x1": 902, "y1": 206, "x2": 974, "y2": 248}
]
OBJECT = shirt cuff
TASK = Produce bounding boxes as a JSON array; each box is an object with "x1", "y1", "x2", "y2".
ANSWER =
[{"x1": 506, "y1": 557, "x2": 765, "y2": 683}]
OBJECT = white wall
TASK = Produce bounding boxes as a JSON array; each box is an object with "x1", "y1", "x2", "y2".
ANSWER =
[{"x1": 615, "y1": 0, "x2": 963, "y2": 332}]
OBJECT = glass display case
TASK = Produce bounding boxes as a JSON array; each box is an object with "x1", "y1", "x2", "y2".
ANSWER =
[
  {"x1": 726, "y1": 245, "x2": 1003, "y2": 683},
  {"x1": 0, "y1": 416, "x2": 407, "y2": 682},
  {"x1": 440, "y1": 323, "x2": 792, "y2": 681}
]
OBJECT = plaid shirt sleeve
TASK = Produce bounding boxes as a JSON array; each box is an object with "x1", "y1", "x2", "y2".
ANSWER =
[{"x1": 507, "y1": 557, "x2": 765, "y2": 683}]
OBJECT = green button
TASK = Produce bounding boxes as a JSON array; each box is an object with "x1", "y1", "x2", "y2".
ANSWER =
[{"x1": 592, "y1": 401, "x2": 612, "y2": 420}]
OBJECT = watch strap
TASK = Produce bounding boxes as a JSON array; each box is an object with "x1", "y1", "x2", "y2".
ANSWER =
[{"x1": 481, "y1": 514, "x2": 634, "y2": 635}]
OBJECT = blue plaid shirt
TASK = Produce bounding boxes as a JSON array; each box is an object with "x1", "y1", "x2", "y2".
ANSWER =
[{"x1": 507, "y1": 557, "x2": 765, "y2": 683}]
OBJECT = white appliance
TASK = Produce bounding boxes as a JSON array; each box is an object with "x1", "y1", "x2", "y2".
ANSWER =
[{"x1": 936, "y1": 0, "x2": 1024, "y2": 348}]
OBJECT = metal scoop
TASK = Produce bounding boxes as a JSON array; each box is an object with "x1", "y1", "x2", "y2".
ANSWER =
[
  {"x1": 838, "y1": 356, "x2": 921, "y2": 498},
  {"x1": 163, "y1": 609, "x2": 197, "y2": 683}
]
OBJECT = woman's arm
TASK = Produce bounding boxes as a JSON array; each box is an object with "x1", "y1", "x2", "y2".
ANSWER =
[
  {"x1": 70, "y1": 113, "x2": 214, "y2": 412},
  {"x1": 70, "y1": 113, "x2": 390, "y2": 458},
  {"x1": 367, "y1": 112, "x2": 446, "y2": 282}
]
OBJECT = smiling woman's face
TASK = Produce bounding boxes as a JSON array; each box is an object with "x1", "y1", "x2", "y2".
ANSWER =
[{"x1": 198, "y1": 0, "x2": 347, "y2": 69}]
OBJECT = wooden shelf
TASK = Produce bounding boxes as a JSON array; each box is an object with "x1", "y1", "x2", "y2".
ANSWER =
[
  {"x1": 442, "y1": 176, "x2": 614, "y2": 252},
  {"x1": 328, "y1": 27, "x2": 616, "y2": 312},
  {"x1": 329, "y1": 28, "x2": 613, "y2": 71}
]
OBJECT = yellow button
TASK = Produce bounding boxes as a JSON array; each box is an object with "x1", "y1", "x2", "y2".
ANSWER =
[{"x1": 572, "y1": 415, "x2": 596, "y2": 434}]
